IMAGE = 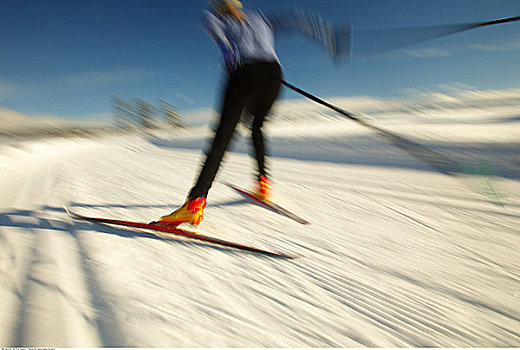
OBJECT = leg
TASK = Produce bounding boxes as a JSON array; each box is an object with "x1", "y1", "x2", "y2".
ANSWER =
[
  {"x1": 189, "y1": 71, "x2": 249, "y2": 199},
  {"x1": 247, "y1": 63, "x2": 282, "y2": 179},
  {"x1": 252, "y1": 114, "x2": 268, "y2": 178}
]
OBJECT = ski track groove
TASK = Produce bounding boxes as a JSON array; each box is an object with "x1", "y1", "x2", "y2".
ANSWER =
[
  {"x1": 11, "y1": 228, "x2": 41, "y2": 347},
  {"x1": 66, "y1": 221, "x2": 129, "y2": 346},
  {"x1": 295, "y1": 261, "x2": 476, "y2": 347},
  {"x1": 331, "y1": 246, "x2": 520, "y2": 344},
  {"x1": 348, "y1": 186, "x2": 520, "y2": 286}
]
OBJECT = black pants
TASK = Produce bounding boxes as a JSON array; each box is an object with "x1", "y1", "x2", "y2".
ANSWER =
[{"x1": 189, "y1": 61, "x2": 282, "y2": 199}]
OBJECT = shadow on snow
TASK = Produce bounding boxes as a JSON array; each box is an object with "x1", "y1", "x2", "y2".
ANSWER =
[{"x1": 146, "y1": 132, "x2": 520, "y2": 180}]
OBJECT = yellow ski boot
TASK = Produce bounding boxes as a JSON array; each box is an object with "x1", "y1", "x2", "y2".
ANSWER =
[{"x1": 153, "y1": 196, "x2": 206, "y2": 227}]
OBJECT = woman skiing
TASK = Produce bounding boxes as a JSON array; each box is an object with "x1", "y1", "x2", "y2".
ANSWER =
[{"x1": 154, "y1": 0, "x2": 346, "y2": 226}]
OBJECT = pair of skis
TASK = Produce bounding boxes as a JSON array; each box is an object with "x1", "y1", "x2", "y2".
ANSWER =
[{"x1": 66, "y1": 183, "x2": 309, "y2": 259}]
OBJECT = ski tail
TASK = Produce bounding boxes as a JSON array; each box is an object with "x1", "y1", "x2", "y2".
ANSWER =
[{"x1": 224, "y1": 183, "x2": 311, "y2": 225}]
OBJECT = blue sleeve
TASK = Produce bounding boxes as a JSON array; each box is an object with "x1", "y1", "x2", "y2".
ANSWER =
[
  {"x1": 200, "y1": 10, "x2": 240, "y2": 73},
  {"x1": 200, "y1": 10, "x2": 229, "y2": 49},
  {"x1": 262, "y1": 8, "x2": 351, "y2": 61}
]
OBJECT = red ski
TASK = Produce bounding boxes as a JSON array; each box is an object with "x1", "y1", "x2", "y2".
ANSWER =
[
  {"x1": 64, "y1": 207, "x2": 296, "y2": 259},
  {"x1": 225, "y1": 183, "x2": 310, "y2": 225}
]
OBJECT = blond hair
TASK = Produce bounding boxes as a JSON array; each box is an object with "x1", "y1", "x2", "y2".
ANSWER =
[{"x1": 208, "y1": 0, "x2": 243, "y2": 14}]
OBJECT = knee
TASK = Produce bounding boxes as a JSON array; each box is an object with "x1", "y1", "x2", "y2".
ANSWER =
[
  {"x1": 252, "y1": 116, "x2": 264, "y2": 133},
  {"x1": 252, "y1": 123, "x2": 263, "y2": 140}
]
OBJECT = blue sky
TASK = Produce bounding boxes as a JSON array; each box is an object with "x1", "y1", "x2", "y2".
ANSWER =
[{"x1": 1, "y1": 0, "x2": 519, "y2": 124}]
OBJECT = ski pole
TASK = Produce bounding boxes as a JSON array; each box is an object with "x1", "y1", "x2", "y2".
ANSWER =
[
  {"x1": 351, "y1": 15, "x2": 520, "y2": 60},
  {"x1": 471, "y1": 15, "x2": 520, "y2": 29},
  {"x1": 280, "y1": 79, "x2": 373, "y2": 130},
  {"x1": 279, "y1": 78, "x2": 464, "y2": 176},
  {"x1": 279, "y1": 79, "x2": 356, "y2": 119}
]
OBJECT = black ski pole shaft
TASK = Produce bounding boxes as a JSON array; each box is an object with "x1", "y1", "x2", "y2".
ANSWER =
[
  {"x1": 471, "y1": 15, "x2": 520, "y2": 29},
  {"x1": 279, "y1": 79, "x2": 375, "y2": 130},
  {"x1": 280, "y1": 79, "x2": 356, "y2": 120}
]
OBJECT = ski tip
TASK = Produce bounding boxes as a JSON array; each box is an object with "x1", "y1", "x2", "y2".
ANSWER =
[
  {"x1": 283, "y1": 253, "x2": 303, "y2": 260},
  {"x1": 266, "y1": 250, "x2": 302, "y2": 260},
  {"x1": 222, "y1": 181, "x2": 238, "y2": 190}
]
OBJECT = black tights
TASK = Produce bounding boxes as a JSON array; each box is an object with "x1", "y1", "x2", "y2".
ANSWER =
[{"x1": 189, "y1": 61, "x2": 282, "y2": 199}]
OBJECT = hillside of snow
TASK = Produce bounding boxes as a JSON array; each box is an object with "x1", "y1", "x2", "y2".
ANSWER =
[{"x1": 0, "y1": 102, "x2": 519, "y2": 347}]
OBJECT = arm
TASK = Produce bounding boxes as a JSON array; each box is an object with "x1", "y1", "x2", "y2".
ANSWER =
[
  {"x1": 200, "y1": 10, "x2": 240, "y2": 73},
  {"x1": 263, "y1": 8, "x2": 351, "y2": 62}
]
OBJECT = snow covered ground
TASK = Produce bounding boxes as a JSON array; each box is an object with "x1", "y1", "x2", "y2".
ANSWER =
[{"x1": 0, "y1": 102, "x2": 519, "y2": 347}]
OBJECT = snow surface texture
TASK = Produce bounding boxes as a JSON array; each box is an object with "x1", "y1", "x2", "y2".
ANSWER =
[{"x1": 0, "y1": 105, "x2": 519, "y2": 347}]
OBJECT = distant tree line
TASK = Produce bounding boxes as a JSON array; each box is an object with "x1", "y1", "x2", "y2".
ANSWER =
[{"x1": 112, "y1": 96, "x2": 186, "y2": 129}]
